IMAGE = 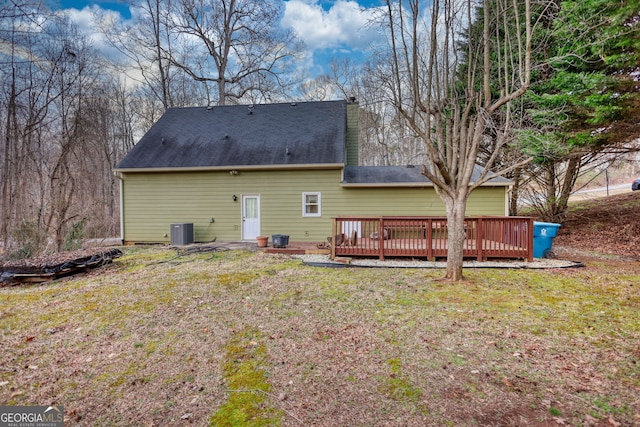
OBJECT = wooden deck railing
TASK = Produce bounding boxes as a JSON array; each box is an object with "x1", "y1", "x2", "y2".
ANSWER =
[{"x1": 331, "y1": 216, "x2": 534, "y2": 261}]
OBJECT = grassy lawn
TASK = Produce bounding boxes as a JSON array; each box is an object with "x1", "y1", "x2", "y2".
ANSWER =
[{"x1": 1, "y1": 247, "x2": 639, "y2": 426}]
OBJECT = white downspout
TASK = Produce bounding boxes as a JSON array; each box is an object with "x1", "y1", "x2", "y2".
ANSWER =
[{"x1": 114, "y1": 172, "x2": 124, "y2": 243}]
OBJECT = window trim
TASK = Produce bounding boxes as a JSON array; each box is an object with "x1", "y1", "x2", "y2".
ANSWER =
[{"x1": 302, "y1": 192, "x2": 322, "y2": 217}]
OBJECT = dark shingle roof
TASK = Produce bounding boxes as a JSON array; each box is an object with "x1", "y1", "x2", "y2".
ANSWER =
[
  {"x1": 116, "y1": 100, "x2": 347, "y2": 169},
  {"x1": 343, "y1": 166, "x2": 429, "y2": 184},
  {"x1": 343, "y1": 165, "x2": 512, "y2": 186}
]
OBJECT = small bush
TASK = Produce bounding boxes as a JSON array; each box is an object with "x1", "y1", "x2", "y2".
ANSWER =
[
  {"x1": 63, "y1": 219, "x2": 85, "y2": 251},
  {"x1": 9, "y1": 220, "x2": 46, "y2": 259}
]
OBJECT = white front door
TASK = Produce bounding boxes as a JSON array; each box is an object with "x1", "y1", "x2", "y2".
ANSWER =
[{"x1": 242, "y1": 195, "x2": 260, "y2": 240}]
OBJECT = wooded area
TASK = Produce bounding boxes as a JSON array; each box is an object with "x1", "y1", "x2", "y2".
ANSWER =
[{"x1": 1, "y1": 0, "x2": 638, "y2": 267}]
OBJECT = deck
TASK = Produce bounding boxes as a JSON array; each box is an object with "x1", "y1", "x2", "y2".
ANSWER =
[{"x1": 332, "y1": 217, "x2": 534, "y2": 261}]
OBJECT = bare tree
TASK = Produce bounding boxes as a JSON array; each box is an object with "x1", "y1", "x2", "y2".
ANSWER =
[
  {"x1": 1, "y1": 3, "x2": 129, "y2": 258},
  {"x1": 0, "y1": 0, "x2": 60, "y2": 257},
  {"x1": 520, "y1": 140, "x2": 640, "y2": 222},
  {"x1": 96, "y1": 0, "x2": 210, "y2": 111},
  {"x1": 168, "y1": 0, "x2": 303, "y2": 105},
  {"x1": 381, "y1": 0, "x2": 537, "y2": 280},
  {"x1": 300, "y1": 58, "x2": 429, "y2": 166}
]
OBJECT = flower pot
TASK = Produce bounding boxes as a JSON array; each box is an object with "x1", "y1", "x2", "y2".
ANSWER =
[{"x1": 256, "y1": 236, "x2": 268, "y2": 247}]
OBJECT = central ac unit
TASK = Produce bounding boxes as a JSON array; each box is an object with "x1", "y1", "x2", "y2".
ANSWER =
[{"x1": 170, "y1": 223, "x2": 194, "y2": 245}]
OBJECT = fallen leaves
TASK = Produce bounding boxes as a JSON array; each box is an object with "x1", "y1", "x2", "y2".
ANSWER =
[{"x1": 555, "y1": 192, "x2": 640, "y2": 260}]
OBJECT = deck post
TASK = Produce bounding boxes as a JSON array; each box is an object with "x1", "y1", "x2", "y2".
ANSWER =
[
  {"x1": 426, "y1": 218, "x2": 433, "y2": 261},
  {"x1": 527, "y1": 217, "x2": 534, "y2": 262},
  {"x1": 476, "y1": 217, "x2": 483, "y2": 261},
  {"x1": 331, "y1": 218, "x2": 337, "y2": 260},
  {"x1": 379, "y1": 218, "x2": 385, "y2": 260}
]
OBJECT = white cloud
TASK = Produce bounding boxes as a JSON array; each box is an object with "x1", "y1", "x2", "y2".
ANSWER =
[
  {"x1": 64, "y1": 6, "x2": 98, "y2": 33},
  {"x1": 62, "y1": 6, "x2": 128, "y2": 62},
  {"x1": 283, "y1": 0, "x2": 383, "y2": 52},
  {"x1": 57, "y1": 1, "x2": 383, "y2": 81}
]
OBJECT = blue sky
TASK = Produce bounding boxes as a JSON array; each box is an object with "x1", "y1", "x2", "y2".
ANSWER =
[
  {"x1": 55, "y1": 0, "x2": 386, "y2": 76},
  {"x1": 59, "y1": 0, "x2": 132, "y2": 19}
]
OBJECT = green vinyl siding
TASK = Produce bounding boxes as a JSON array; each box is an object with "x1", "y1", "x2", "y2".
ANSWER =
[
  {"x1": 333, "y1": 186, "x2": 506, "y2": 217},
  {"x1": 121, "y1": 169, "x2": 345, "y2": 243},
  {"x1": 121, "y1": 169, "x2": 508, "y2": 243}
]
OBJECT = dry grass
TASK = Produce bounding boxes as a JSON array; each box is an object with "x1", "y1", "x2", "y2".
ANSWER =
[{"x1": 0, "y1": 246, "x2": 639, "y2": 426}]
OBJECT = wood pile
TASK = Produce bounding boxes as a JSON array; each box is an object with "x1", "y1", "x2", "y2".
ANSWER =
[{"x1": 1, "y1": 248, "x2": 122, "y2": 286}]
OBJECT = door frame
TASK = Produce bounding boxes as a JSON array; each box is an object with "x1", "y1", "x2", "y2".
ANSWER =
[{"x1": 241, "y1": 194, "x2": 261, "y2": 240}]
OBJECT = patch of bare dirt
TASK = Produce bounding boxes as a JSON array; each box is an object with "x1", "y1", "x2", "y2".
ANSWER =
[{"x1": 553, "y1": 192, "x2": 640, "y2": 262}]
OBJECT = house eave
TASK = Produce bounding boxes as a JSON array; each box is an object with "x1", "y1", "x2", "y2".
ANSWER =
[
  {"x1": 340, "y1": 181, "x2": 513, "y2": 188},
  {"x1": 477, "y1": 181, "x2": 513, "y2": 187},
  {"x1": 340, "y1": 182, "x2": 434, "y2": 188},
  {"x1": 114, "y1": 163, "x2": 345, "y2": 173}
]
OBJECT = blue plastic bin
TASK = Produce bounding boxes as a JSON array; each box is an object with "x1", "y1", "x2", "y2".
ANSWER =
[{"x1": 533, "y1": 221, "x2": 561, "y2": 258}]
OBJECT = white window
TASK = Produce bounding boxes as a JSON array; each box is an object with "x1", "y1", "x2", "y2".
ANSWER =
[{"x1": 302, "y1": 192, "x2": 321, "y2": 217}]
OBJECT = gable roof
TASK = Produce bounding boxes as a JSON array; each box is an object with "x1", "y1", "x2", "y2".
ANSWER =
[
  {"x1": 342, "y1": 165, "x2": 512, "y2": 187},
  {"x1": 115, "y1": 100, "x2": 347, "y2": 171}
]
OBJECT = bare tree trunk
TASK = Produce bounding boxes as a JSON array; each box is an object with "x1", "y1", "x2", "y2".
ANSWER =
[
  {"x1": 443, "y1": 195, "x2": 468, "y2": 281},
  {"x1": 0, "y1": 68, "x2": 17, "y2": 259},
  {"x1": 509, "y1": 166, "x2": 522, "y2": 216},
  {"x1": 540, "y1": 156, "x2": 580, "y2": 222},
  {"x1": 555, "y1": 156, "x2": 580, "y2": 221},
  {"x1": 149, "y1": 0, "x2": 170, "y2": 109}
]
